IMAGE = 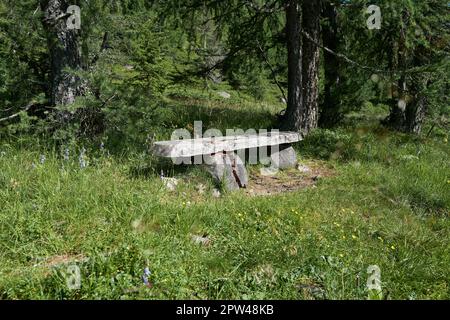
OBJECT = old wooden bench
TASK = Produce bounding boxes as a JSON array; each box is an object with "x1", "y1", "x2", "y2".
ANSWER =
[{"x1": 152, "y1": 131, "x2": 302, "y2": 190}]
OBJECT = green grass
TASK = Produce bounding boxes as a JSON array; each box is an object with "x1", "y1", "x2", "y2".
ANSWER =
[{"x1": 0, "y1": 88, "x2": 449, "y2": 300}]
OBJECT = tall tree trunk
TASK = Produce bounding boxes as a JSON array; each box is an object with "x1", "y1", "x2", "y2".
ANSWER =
[
  {"x1": 385, "y1": 12, "x2": 409, "y2": 131},
  {"x1": 405, "y1": 76, "x2": 428, "y2": 134},
  {"x1": 281, "y1": 0, "x2": 303, "y2": 132},
  {"x1": 319, "y1": 0, "x2": 340, "y2": 127},
  {"x1": 383, "y1": 8, "x2": 428, "y2": 134},
  {"x1": 40, "y1": 0, "x2": 84, "y2": 123},
  {"x1": 301, "y1": 0, "x2": 321, "y2": 133}
]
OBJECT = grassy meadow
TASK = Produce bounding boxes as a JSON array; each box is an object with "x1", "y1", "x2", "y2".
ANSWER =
[{"x1": 0, "y1": 87, "x2": 449, "y2": 300}]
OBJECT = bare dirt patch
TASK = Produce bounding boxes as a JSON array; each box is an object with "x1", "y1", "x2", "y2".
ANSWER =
[
  {"x1": 245, "y1": 160, "x2": 335, "y2": 196},
  {"x1": 34, "y1": 254, "x2": 88, "y2": 268}
]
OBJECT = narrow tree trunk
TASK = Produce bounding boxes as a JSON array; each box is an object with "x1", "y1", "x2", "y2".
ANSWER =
[
  {"x1": 405, "y1": 76, "x2": 428, "y2": 134},
  {"x1": 383, "y1": 9, "x2": 429, "y2": 135},
  {"x1": 386, "y1": 76, "x2": 408, "y2": 130},
  {"x1": 319, "y1": 0, "x2": 340, "y2": 127},
  {"x1": 301, "y1": 0, "x2": 321, "y2": 133},
  {"x1": 40, "y1": 0, "x2": 84, "y2": 122},
  {"x1": 405, "y1": 97, "x2": 426, "y2": 134},
  {"x1": 384, "y1": 10, "x2": 426, "y2": 133},
  {"x1": 281, "y1": 0, "x2": 303, "y2": 132}
]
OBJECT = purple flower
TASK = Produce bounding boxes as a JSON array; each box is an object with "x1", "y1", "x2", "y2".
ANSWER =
[{"x1": 142, "y1": 267, "x2": 152, "y2": 286}]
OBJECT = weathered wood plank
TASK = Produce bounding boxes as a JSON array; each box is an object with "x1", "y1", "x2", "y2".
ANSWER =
[{"x1": 153, "y1": 131, "x2": 302, "y2": 158}]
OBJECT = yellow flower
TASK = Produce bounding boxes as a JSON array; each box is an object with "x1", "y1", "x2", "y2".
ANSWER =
[
  {"x1": 352, "y1": 234, "x2": 357, "y2": 239},
  {"x1": 339, "y1": 253, "x2": 344, "y2": 258},
  {"x1": 342, "y1": 235, "x2": 346, "y2": 240},
  {"x1": 391, "y1": 245, "x2": 396, "y2": 250},
  {"x1": 378, "y1": 236, "x2": 384, "y2": 242}
]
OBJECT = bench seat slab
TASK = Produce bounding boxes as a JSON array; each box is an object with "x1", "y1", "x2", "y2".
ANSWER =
[{"x1": 153, "y1": 131, "x2": 302, "y2": 158}]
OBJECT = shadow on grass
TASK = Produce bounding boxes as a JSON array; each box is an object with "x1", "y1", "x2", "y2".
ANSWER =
[{"x1": 128, "y1": 156, "x2": 191, "y2": 179}]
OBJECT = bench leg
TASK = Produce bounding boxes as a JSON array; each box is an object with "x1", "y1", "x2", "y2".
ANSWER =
[
  {"x1": 204, "y1": 152, "x2": 248, "y2": 191},
  {"x1": 270, "y1": 144, "x2": 298, "y2": 170}
]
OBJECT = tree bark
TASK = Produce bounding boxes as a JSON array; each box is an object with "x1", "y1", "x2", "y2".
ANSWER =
[
  {"x1": 405, "y1": 77, "x2": 428, "y2": 134},
  {"x1": 40, "y1": 0, "x2": 84, "y2": 122},
  {"x1": 281, "y1": 0, "x2": 303, "y2": 132},
  {"x1": 383, "y1": 9, "x2": 427, "y2": 134},
  {"x1": 319, "y1": 0, "x2": 340, "y2": 127},
  {"x1": 301, "y1": 0, "x2": 321, "y2": 133}
]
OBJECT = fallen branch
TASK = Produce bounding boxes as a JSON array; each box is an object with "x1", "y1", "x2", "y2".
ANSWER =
[{"x1": 0, "y1": 103, "x2": 35, "y2": 123}]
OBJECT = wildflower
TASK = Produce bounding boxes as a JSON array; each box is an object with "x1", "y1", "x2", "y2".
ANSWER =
[
  {"x1": 352, "y1": 234, "x2": 357, "y2": 239},
  {"x1": 100, "y1": 142, "x2": 105, "y2": 150},
  {"x1": 79, "y1": 148, "x2": 87, "y2": 169},
  {"x1": 378, "y1": 236, "x2": 384, "y2": 242},
  {"x1": 339, "y1": 253, "x2": 344, "y2": 258},
  {"x1": 391, "y1": 245, "x2": 396, "y2": 250},
  {"x1": 39, "y1": 154, "x2": 46, "y2": 164},
  {"x1": 142, "y1": 267, "x2": 152, "y2": 287},
  {"x1": 342, "y1": 235, "x2": 346, "y2": 240},
  {"x1": 196, "y1": 184, "x2": 206, "y2": 194},
  {"x1": 63, "y1": 148, "x2": 70, "y2": 161}
]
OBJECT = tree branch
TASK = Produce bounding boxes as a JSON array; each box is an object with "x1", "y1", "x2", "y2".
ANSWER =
[
  {"x1": 91, "y1": 32, "x2": 110, "y2": 65},
  {"x1": 0, "y1": 103, "x2": 35, "y2": 123},
  {"x1": 256, "y1": 40, "x2": 287, "y2": 102}
]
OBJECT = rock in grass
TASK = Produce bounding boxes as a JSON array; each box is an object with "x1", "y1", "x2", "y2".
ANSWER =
[
  {"x1": 297, "y1": 282, "x2": 326, "y2": 300},
  {"x1": 297, "y1": 164, "x2": 311, "y2": 173},
  {"x1": 270, "y1": 145, "x2": 298, "y2": 170},
  {"x1": 204, "y1": 153, "x2": 248, "y2": 191},
  {"x1": 191, "y1": 235, "x2": 211, "y2": 246},
  {"x1": 217, "y1": 91, "x2": 231, "y2": 99},
  {"x1": 260, "y1": 166, "x2": 278, "y2": 176},
  {"x1": 161, "y1": 177, "x2": 179, "y2": 191},
  {"x1": 212, "y1": 189, "x2": 221, "y2": 198}
]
